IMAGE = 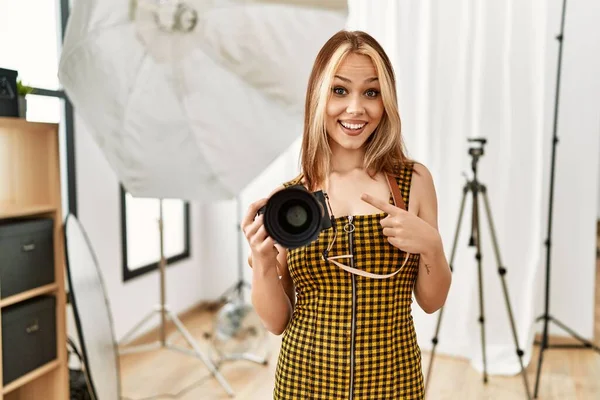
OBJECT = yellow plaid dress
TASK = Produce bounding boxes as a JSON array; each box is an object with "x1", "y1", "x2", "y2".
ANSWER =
[{"x1": 274, "y1": 163, "x2": 424, "y2": 400}]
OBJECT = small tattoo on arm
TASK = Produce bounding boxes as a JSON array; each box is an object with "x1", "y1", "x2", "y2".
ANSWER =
[{"x1": 424, "y1": 264, "x2": 431, "y2": 275}]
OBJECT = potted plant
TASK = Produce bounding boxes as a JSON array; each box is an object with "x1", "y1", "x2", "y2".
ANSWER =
[{"x1": 16, "y1": 79, "x2": 33, "y2": 118}]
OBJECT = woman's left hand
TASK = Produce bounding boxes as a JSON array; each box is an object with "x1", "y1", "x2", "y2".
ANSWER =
[{"x1": 361, "y1": 193, "x2": 440, "y2": 255}]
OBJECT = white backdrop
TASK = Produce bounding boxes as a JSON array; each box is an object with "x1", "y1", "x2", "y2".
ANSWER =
[
  {"x1": 344, "y1": 0, "x2": 600, "y2": 374},
  {"x1": 201, "y1": 0, "x2": 600, "y2": 377}
]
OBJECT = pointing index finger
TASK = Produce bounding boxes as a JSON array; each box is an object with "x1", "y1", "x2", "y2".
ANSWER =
[{"x1": 361, "y1": 193, "x2": 400, "y2": 215}]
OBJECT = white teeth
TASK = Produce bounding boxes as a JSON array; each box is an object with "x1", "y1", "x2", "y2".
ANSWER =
[{"x1": 340, "y1": 121, "x2": 366, "y2": 130}]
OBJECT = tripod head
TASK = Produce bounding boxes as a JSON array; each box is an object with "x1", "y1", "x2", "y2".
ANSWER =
[{"x1": 468, "y1": 137, "x2": 487, "y2": 177}]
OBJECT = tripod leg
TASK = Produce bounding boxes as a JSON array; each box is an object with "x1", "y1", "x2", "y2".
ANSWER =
[
  {"x1": 481, "y1": 188, "x2": 532, "y2": 400},
  {"x1": 472, "y1": 187, "x2": 489, "y2": 384},
  {"x1": 425, "y1": 184, "x2": 469, "y2": 396},
  {"x1": 118, "y1": 308, "x2": 160, "y2": 348},
  {"x1": 545, "y1": 316, "x2": 600, "y2": 353},
  {"x1": 533, "y1": 342, "x2": 545, "y2": 399},
  {"x1": 166, "y1": 309, "x2": 235, "y2": 397}
]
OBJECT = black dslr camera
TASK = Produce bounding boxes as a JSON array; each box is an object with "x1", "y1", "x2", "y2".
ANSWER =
[{"x1": 258, "y1": 185, "x2": 332, "y2": 249}]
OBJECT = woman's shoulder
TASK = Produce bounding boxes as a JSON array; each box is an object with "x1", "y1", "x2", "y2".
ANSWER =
[
  {"x1": 282, "y1": 173, "x2": 305, "y2": 188},
  {"x1": 404, "y1": 161, "x2": 433, "y2": 186},
  {"x1": 410, "y1": 161, "x2": 431, "y2": 178},
  {"x1": 407, "y1": 162, "x2": 437, "y2": 212},
  {"x1": 264, "y1": 174, "x2": 305, "y2": 198}
]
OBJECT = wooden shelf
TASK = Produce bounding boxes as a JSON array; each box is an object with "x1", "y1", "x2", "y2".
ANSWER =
[
  {"x1": 0, "y1": 117, "x2": 57, "y2": 131},
  {"x1": 0, "y1": 204, "x2": 56, "y2": 219},
  {"x1": 2, "y1": 360, "x2": 59, "y2": 395},
  {"x1": 0, "y1": 284, "x2": 58, "y2": 309},
  {"x1": 0, "y1": 119, "x2": 68, "y2": 398}
]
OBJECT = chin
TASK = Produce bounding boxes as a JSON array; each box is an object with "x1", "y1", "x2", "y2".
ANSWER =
[
  {"x1": 329, "y1": 135, "x2": 370, "y2": 152},
  {"x1": 341, "y1": 139, "x2": 368, "y2": 150},
  {"x1": 329, "y1": 127, "x2": 373, "y2": 150}
]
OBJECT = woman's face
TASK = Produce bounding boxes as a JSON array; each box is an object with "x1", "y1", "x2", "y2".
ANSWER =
[{"x1": 325, "y1": 53, "x2": 384, "y2": 151}]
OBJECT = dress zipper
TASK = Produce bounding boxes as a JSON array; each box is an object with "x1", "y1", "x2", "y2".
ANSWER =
[{"x1": 346, "y1": 215, "x2": 356, "y2": 400}]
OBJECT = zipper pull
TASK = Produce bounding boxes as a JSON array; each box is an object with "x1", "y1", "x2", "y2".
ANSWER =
[{"x1": 344, "y1": 215, "x2": 355, "y2": 233}]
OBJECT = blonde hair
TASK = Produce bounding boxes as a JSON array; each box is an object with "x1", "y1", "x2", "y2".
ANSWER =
[{"x1": 299, "y1": 30, "x2": 410, "y2": 191}]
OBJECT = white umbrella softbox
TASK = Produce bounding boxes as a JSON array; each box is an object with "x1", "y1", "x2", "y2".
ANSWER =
[{"x1": 58, "y1": 0, "x2": 348, "y2": 201}]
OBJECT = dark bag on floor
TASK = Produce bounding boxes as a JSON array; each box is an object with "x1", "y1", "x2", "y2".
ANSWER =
[{"x1": 67, "y1": 337, "x2": 93, "y2": 400}]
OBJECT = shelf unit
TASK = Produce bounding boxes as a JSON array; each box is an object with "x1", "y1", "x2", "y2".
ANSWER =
[{"x1": 0, "y1": 117, "x2": 68, "y2": 399}]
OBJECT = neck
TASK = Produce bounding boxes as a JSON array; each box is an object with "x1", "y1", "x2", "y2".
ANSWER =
[{"x1": 329, "y1": 142, "x2": 366, "y2": 174}]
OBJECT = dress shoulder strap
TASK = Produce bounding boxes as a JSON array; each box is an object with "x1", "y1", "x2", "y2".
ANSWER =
[
  {"x1": 283, "y1": 173, "x2": 304, "y2": 188},
  {"x1": 396, "y1": 161, "x2": 415, "y2": 210}
]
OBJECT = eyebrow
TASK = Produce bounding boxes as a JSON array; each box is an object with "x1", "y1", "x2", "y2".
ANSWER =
[{"x1": 334, "y1": 75, "x2": 379, "y2": 83}]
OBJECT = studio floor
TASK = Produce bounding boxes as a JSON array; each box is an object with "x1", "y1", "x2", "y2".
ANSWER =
[{"x1": 120, "y1": 248, "x2": 600, "y2": 400}]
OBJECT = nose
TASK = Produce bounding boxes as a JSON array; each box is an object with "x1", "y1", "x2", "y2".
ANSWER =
[{"x1": 346, "y1": 94, "x2": 365, "y2": 115}]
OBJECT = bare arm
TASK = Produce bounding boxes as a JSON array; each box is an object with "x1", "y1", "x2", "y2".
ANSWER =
[
  {"x1": 411, "y1": 164, "x2": 452, "y2": 314},
  {"x1": 276, "y1": 246, "x2": 295, "y2": 312},
  {"x1": 242, "y1": 188, "x2": 295, "y2": 335},
  {"x1": 250, "y1": 245, "x2": 294, "y2": 335}
]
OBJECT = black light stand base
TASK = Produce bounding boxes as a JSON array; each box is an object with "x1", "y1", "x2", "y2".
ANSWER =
[
  {"x1": 533, "y1": 314, "x2": 600, "y2": 398},
  {"x1": 534, "y1": 315, "x2": 600, "y2": 352}
]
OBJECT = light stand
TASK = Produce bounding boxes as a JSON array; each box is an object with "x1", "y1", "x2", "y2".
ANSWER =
[
  {"x1": 424, "y1": 138, "x2": 531, "y2": 400},
  {"x1": 118, "y1": 199, "x2": 235, "y2": 398},
  {"x1": 211, "y1": 195, "x2": 269, "y2": 366},
  {"x1": 533, "y1": 0, "x2": 600, "y2": 397},
  {"x1": 218, "y1": 196, "x2": 252, "y2": 304}
]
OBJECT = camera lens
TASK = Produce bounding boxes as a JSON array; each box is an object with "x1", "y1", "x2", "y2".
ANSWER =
[
  {"x1": 283, "y1": 204, "x2": 309, "y2": 229},
  {"x1": 262, "y1": 186, "x2": 323, "y2": 249}
]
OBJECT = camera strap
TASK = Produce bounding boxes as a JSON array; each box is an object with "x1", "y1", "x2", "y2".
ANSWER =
[
  {"x1": 323, "y1": 173, "x2": 411, "y2": 280},
  {"x1": 386, "y1": 173, "x2": 406, "y2": 211}
]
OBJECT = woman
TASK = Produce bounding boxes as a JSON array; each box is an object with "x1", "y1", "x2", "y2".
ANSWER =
[{"x1": 241, "y1": 30, "x2": 452, "y2": 400}]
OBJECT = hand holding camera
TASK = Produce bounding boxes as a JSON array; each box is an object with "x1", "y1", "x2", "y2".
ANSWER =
[
  {"x1": 241, "y1": 198, "x2": 279, "y2": 271},
  {"x1": 242, "y1": 183, "x2": 333, "y2": 270}
]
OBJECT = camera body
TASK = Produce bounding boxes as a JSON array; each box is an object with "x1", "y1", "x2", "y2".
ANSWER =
[{"x1": 258, "y1": 185, "x2": 332, "y2": 249}]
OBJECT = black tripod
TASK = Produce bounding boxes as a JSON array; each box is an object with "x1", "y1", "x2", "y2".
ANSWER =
[
  {"x1": 533, "y1": 0, "x2": 600, "y2": 397},
  {"x1": 424, "y1": 138, "x2": 531, "y2": 400}
]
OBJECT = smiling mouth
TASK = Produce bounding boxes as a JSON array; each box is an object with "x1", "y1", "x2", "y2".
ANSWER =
[{"x1": 339, "y1": 121, "x2": 367, "y2": 130}]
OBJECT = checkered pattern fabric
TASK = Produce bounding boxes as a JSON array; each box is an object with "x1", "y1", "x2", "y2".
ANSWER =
[{"x1": 274, "y1": 163, "x2": 424, "y2": 399}]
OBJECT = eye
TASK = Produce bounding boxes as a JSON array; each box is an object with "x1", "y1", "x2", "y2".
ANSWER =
[
  {"x1": 332, "y1": 86, "x2": 347, "y2": 96},
  {"x1": 365, "y1": 89, "x2": 380, "y2": 98}
]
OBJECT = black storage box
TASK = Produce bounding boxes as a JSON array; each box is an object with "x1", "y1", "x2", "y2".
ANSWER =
[
  {"x1": 0, "y1": 218, "x2": 55, "y2": 299},
  {"x1": 0, "y1": 68, "x2": 18, "y2": 117},
  {"x1": 2, "y1": 295, "x2": 57, "y2": 385}
]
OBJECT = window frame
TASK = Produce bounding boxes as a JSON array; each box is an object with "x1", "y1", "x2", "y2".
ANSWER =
[{"x1": 119, "y1": 186, "x2": 192, "y2": 282}]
